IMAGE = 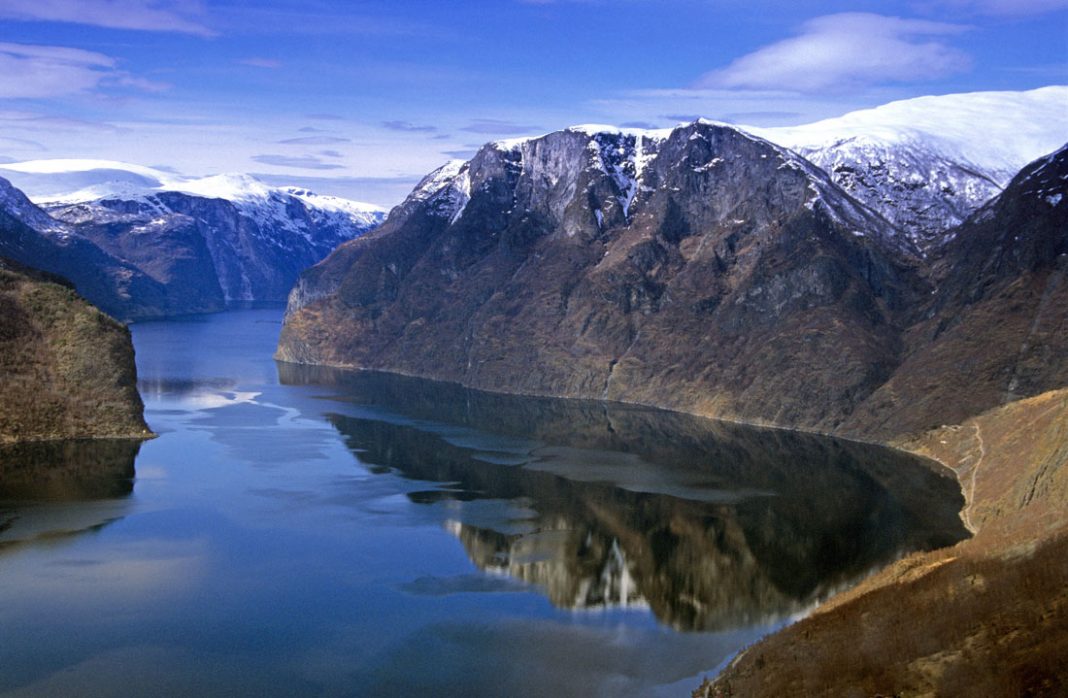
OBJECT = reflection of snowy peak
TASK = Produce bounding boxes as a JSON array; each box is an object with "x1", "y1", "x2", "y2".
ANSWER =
[{"x1": 753, "y1": 87, "x2": 1068, "y2": 247}]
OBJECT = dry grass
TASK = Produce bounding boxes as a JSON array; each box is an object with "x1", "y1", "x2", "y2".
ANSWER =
[
  {"x1": 698, "y1": 389, "x2": 1068, "y2": 697},
  {"x1": 0, "y1": 263, "x2": 151, "y2": 442}
]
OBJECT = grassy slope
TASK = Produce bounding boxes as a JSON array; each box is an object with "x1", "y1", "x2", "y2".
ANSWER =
[
  {"x1": 698, "y1": 389, "x2": 1068, "y2": 697},
  {"x1": 0, "y1": 260, "x2": 152, "y2": 442}
]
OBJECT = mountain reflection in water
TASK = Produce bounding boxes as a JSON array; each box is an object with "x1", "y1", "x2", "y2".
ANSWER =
[
  {"x1": 0, "y1": 439, "x2": 140, "y2": 551},
  {"x1": 279, "y1": 364, "x2": 968, "y2": 632}
]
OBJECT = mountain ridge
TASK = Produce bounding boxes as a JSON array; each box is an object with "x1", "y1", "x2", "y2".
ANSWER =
[
  {"x1": 277, "y1": 119, "x2": 929, "y2": 432},
  {"x1": 0, "y1": 170, "x2": 385, "y2": 319},
  {"x1": 277, "y1": 108, "x2": 1067, "y2": 445}
]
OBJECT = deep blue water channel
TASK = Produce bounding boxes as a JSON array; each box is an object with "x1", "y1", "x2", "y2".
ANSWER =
[{"x1": 0, "y1": 308, "x2": 967, "y2": 697}]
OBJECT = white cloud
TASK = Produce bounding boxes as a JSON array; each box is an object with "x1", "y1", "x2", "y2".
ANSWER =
[
  {"x1": 0, "y1": 0, "x2": 215, "y2": 36},
  {"x1": 697, "y1": 13, "x2": 972, "y2": 92},
  {"x1": 0, "y1": 43, "x2": 167, "y2": 98}
]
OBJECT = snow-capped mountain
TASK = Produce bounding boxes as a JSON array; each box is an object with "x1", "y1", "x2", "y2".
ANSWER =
[
  {"x1": 751, "y1": 86, "x2": 1068, "y2": 248},
  {"x1": 402, "y1": 120, "x2": 909, "y2": 256},
  {"x1": 403, "y1": 87, "x2": 1066, "y2": 252},
  {"x1": 0, "y1": 175, "x2": 172, "y2": 320},
  {"x1": 279, "y1": 118, "x2": 924, "y2": 436},
  {"x1": 0, "y1": 161, "x2": 386, "y2": 319},
  {"x1": 0, "y1": 160, "x2": 385, "y2": 236}
]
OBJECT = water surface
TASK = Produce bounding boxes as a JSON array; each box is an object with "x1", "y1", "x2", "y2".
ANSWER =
[{"x1": 0, "y1": 308, "x2": 968, "y2": 697}]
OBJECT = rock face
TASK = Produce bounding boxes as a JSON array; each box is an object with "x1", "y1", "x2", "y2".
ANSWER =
[
  {"x1": 844, "y1": 145, "x2": 1068, "y2": 440},
  {"x1": 279, "y1": 128, "x2": 1067, "y2": 443},
  {"x1": 789, "y1": 136, "x2": 1001, "y2": 250},
  {"x1": 278, "y1": 122, "x2": 924, "y2": 433},
  {"x1": 0, "y1": 173, "x2": 384, "y2": 321},
  {"x1": 0, "y1": 257, "x2": 151, "y2": 442}
]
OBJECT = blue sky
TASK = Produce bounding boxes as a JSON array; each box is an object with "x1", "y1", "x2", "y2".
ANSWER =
[{"x1": 0, "y1": 0, "x2": 1065, "y2": 205}]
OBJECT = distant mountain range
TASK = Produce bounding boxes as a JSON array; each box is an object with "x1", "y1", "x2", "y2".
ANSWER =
[
  {"x1": 0, "y1": 87, "x2": 1063, "y2": 331},
  {"x1": 0, "y1": 163, "x2": 385, "y2": 320}
]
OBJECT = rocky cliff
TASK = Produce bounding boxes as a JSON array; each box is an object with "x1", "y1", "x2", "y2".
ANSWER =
[
  {"x1": 0, "y1": 177, "x2": 173, "y2": 320},
  {"x1": 279, "y1": 127, "x2": 1067, "y2": 445},
  {"x1": 278, "y1": 122, "x2": 925, "y2": 433},
  {"x1": 754, "y1": 86, "x2": 1068, "y2": 250},
  {"x1": 843, "y1": 145, "x2": 1068, "y2": 440},
  {"x1": 0, "y1": 257, "x2": 151, "y2": 442}
]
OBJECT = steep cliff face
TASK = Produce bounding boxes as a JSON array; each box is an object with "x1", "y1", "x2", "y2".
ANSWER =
[
  {"x1": 845, "y1": 145, "x2": 1068, "y2": 439},
  {"x1": 280, "y1": 136, "x2": 1068, "y2": 443},
  {"x1": 790, "y1": 136, "x2": 1001, "y2": 249},
  {"x1": 278, "y1": 122, "x2": 924, "y2": 432},
  {"x1": 0, "y1": 258, "x2": 151, "y2": 442}
]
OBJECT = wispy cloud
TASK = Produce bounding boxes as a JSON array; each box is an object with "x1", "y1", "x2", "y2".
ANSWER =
[
  {"x1": 382, "y1": 120, "x2": 438, "y2": 133},
  {"x1": 619, "y1": 120, "x2": 662, "y2": 129},
  {"x1": 252, "y1": 172, "x2": 423, "y2": 207},
  {"x1": 661, "y1": 114, "x2": 703, "y2": 123},
  {"x1": 0, "y1": 42, "x2": 166, "y2": 98},
  {"x1": 920, "y1": 0, "x2": 1068, "y2": 15},
  {"x1": 0, "y1": 0, "x2": 215, "y2": 36},
  {"x1": 461, "y1": 118, "x2": 543, "y2": 135},
  {"x1": 251, "y1": 153, "x2": 344, "y2": 170},
  {"x1": 697, "y1": 13, "x2": 971, "y2": 92},
  {"x1": 239, "y1": 57, "x2": 282, "y2": 69},
  {"x1": 0, "y1": 135, "x2": 47, "y2": 151},
  {"x1": 277, "y1": 135, "x2": 350, "y2": 145},
  {"x1": 0, "y1": 108, "x2": 123, "y2": 133},
  {"x1": 442, "y1": 148, "x2": 479, "y2": 159}
]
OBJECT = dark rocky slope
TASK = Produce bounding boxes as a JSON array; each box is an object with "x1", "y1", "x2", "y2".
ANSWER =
[
  {"x1": 276, "y1": 129, "x2": 1067, "y2": 696},
  {"x1": 279, "y1": 133, "x2": 1068, "y2": 444},
  {"x1": 843, "y1": 144, "x2": 1068, "y2": 440},
  {"x1": 0, "y1": 257, "x2": 151, "y2": 442},
  {"x1": 278, "y1": 122, "x2": 923, "y2": 433}
]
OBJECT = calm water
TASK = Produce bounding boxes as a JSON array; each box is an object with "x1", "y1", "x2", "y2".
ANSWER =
[{"x1": 0, "y1": 308, "x2": 968, "y2": 697}]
